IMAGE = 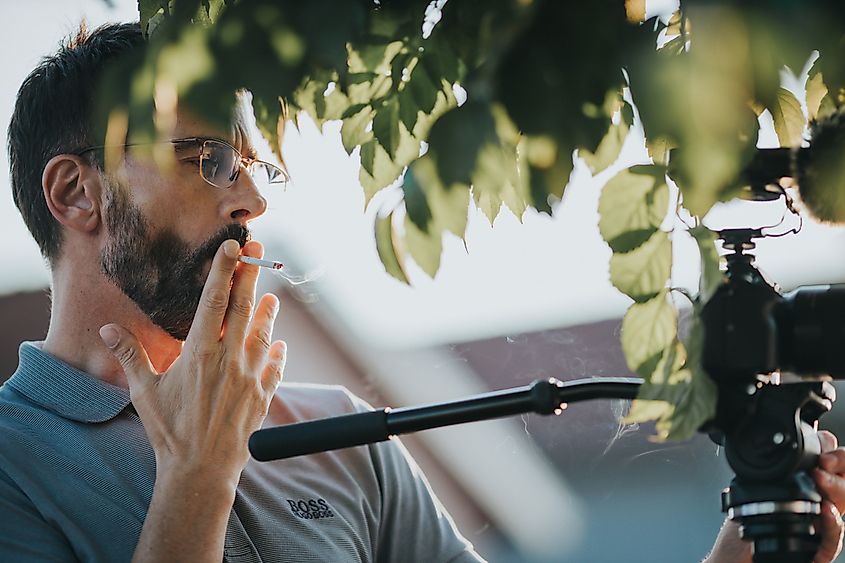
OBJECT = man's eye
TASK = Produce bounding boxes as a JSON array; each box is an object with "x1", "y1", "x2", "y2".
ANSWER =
[{"x1": 179, "y1": 158, "x2": 201, "y2": 168}]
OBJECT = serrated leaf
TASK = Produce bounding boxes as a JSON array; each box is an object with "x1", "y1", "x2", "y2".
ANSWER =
[
  {"x1": 472, "y1": 141, "x2": 525, "y2": 224},
  {"x1": 599, "y1": 165, "x2": 670, "y2": 253},
  {"x1": 359, "y1": 142, "x2": 403, "y2": 206},
  {"x1": 403, "y1": 212, "x2": 443, "y2": 278},
  {"x1": 374, "y1": 212, "x2": 409, "y2": 284},
  {"x1": 620, "y1": 290, "x2": 677, "y2": 376},
  {"x1": 610, "y1": 230, "x2": 672, "y2": 301},
  {"x1": 770, "y1": 87, "x2": 805, "y2": 148},
  {"x1": 358, "y1": 123, "x2": 421, "y2": 207},
  {"x1": 405, "y1": 156, "x2": 470, "y2": 238},
  {"x1": 341, "y1": 105, "x2": 374, "y2": 154},
  {"x1": 373, "y1": 97, "x2": 400, "y2": 159}
]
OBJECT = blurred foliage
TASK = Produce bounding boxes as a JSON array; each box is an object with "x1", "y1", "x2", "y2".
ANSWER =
[{"x1": 123, "y1": 0, "x2": 845, "y2": 440}]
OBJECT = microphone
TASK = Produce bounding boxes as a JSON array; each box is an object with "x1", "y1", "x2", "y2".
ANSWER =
[
  {"x1": 673, "y1": 107, "x2": 845, "y2": 223},
  {"x1": 794, "y1": 107, "x2": 845, "y2": 224}
]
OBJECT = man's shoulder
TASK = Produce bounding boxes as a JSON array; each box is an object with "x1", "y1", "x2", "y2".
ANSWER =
[{"x1": 265, "y1": 382, "x2": 371, "y2": 427}]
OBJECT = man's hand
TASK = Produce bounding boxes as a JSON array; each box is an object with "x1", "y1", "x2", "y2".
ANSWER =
[
  {"x1": 98, "y1": 238, "x2": 286, "y2": 562},
  {"x1": 812, "y1": 430, "x2": 845, "y2": 562},
  {"x1": 706, "y1": 429, "x2": 845, "y2": 563}
]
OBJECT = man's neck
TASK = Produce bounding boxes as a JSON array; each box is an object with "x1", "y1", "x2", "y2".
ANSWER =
[{"x1": 42, "y1": 262, "x2": 181, "y2": 388}]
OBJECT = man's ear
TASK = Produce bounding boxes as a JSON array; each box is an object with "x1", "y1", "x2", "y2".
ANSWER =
[{"x1": 42, "y1": 154, "x2": 102, "y2": 233}]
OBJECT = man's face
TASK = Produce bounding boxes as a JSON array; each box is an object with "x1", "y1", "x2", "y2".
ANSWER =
[
  {"x1": 100, "y1": 185, "x2": 250, "y2": 340},
  {"x1": 98, "y1": 106, "x2": 266, "y2": 340}
]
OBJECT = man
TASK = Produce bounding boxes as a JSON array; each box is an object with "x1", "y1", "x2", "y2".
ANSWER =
[
  {"x1": 1, "y1": 22, "x2": 481, "y2": 562},
  {"x1": 0, "y1": 20, "x2": 843, "y2": 563}
]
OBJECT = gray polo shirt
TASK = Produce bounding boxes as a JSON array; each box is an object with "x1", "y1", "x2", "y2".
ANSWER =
[{"x1": 0, "y1": 342, "x2": 483, "y2": 562}]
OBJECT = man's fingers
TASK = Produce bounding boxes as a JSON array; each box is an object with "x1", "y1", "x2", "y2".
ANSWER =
[
  {"x1": 820, "y1": 430, "x2": 839, "y2": 454},
  {"x1": 245, "y1": 293, "x2": 280, "y2": 371},
  {"x1": 186, "y1": 239, "x2": 240, "y2": 348},
  {"x1": 815, "y1": 467, "x2": 845, "y2": 513},
  {"x1": 222, "y1": 240, "x2": 263, "y2": 348},
  {"x1": 260, "y1": 341, "x2": 287, "y2": 394},
  {"x1": 99, "y1": 324, "x2": 156, "y2": 393},
  {"x1": 820, "y1": 449, "x2": 845, "y2": 474},
  {"x1": 816, "y1": 501, "x2": 844, "y2": 563}
]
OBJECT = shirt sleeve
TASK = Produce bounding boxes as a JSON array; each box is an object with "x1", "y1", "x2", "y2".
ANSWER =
[
  {"x1": 346, "y1": 393, "x2": 486, "y2": 563},
  {"x1": 0, "y1": 466, "x2": 78, "y2": 562}
]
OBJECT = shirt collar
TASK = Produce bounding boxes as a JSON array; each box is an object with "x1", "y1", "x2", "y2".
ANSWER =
[{"x1": 5, "y1": 342, "x2": 131, "y2": 423}]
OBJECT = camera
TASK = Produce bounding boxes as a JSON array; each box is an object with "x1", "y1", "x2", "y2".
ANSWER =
[{"x1": 698, "y1": 154, "x2": 845, "y2": 562}]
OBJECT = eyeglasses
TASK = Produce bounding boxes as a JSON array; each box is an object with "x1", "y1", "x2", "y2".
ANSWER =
[{"x1": 75, "y1": 137, "x2": 289, "y2": 190}]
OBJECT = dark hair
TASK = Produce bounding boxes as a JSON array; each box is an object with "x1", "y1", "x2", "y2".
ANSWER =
[{"x1": 7, "y1": 21, "x2": 143, "y2": 263}]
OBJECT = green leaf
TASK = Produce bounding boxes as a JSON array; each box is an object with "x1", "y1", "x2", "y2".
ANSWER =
[
  {"x1": 624, "y1": 400, "x2": 673, "y2": 425},
  {"x1": 374, "y1": 212, "x2": 409, "y2": 284},
  {"x1": 521, "y1": 136, "x2": 573, "y2": 214},
  {"x1": 609, "y1": 230, "x2": 672, "y2": 302},
  {"x1": 663, "y1": 317, "x2": 718, "y2": 440},
  {"x1": 373, "y1": 97, "x2": 401, "y2": 159},
  {"x1": 403, "y1": 212, "x2": 443, "y2": 278},
  {"x1": 348, "y1": 39, "x2": 403, "y2": 74},
  {"x1": 427, "y1": 101, "x2": 497, "y2": 186},
  {"x1": 341, "y1": 105, "x2": 374, "y2": 155},
  {"x1": 398, "y1": 88, "x2": 420, "y2": 132},
  {"x1": 769, "y1": 87, "x2": 805, "y2": 148},
  {"x1": 581, "y1": 100, "x2": 633, "y2": 175},
  {"x1": 690, "y1": 225, "x2": 723, "y2": 302},
  {"x1": 359, "y1": 141, "x2": 404, "y2": 206},
  {"x1": 359, "y1": 139, "x2": 376, "y2": 177},
  {"x1": 620, "y1": 290, "x2": 677, "y2": 377},
  {"x1": 404, "y1": 156, "x2": 470, "y2": 238},
  {"x1": 407, "y1": 57, "x2": 439, "y2": 114},
  {"x1": 806, "y1": 68, "x2": 829, "y2": 122},
  {"x1": 402, "y1": 162, "x2": 434, "y2": 232},
  {"x1": 139, "y1": 0, "x2": 168, "y2": 36},
  {"x1": 599, "y1": 165, "x2": 670, "y2": 253},
  {"x1": 472, "y1": 141, "x2": 525, "y2": 224},
  {"x1": 252, "y1": 93, "x2": 286, "y2": 164}
]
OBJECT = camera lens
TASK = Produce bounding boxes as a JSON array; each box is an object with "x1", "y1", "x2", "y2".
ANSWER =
[{"x1": 775, "y1": 285, "x2": 845, "y2": 377}]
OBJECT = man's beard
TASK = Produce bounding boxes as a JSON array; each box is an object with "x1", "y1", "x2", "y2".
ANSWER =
[{"x1": 100, "y1": 188, "x2": 250, "y2": 340}]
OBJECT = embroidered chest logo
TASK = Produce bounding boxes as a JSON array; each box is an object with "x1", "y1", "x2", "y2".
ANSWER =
[{"x1": 286, "y1": 498, "x2": 336, "y2": 520}]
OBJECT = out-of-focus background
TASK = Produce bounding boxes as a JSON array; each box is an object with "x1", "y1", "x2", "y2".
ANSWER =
[{"x1": 3, "y1": 1, "x2": 845, "y2": 561}]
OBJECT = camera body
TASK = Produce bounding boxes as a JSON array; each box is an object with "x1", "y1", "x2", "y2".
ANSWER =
[{"x1": 702, "y1": 229, "x2": 845, "y2": 382}]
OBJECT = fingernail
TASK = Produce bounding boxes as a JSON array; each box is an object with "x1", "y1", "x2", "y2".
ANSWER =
[
  {"x1": 223, "y1": 240, "x2": 239, "y2": 259},
  {"x1": 99, "y1": 326, "x2": 119, "y2": 349}
]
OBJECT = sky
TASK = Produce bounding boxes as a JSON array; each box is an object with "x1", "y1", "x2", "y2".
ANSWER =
[{"x1": 2, "y1": 0, "x2": 845, "y2": 349}]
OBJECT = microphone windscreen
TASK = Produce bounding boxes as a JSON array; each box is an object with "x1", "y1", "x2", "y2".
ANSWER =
[{"x1": 795, "y1": 107, "x2": 845, "y2": 224}]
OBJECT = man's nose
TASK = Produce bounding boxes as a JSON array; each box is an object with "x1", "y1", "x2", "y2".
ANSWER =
[{"x1": 225, "y1": 167, "x2": 268, "y2": 222}]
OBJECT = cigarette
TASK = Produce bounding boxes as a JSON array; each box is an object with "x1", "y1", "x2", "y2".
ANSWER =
[{"x1": 238, "y1": 256, "x2": 284, "y2": 270}]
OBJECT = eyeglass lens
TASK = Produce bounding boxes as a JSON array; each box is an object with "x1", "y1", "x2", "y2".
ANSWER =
[{"x1": 200, "y1": 140, "x2": 286, "y2": 188}]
